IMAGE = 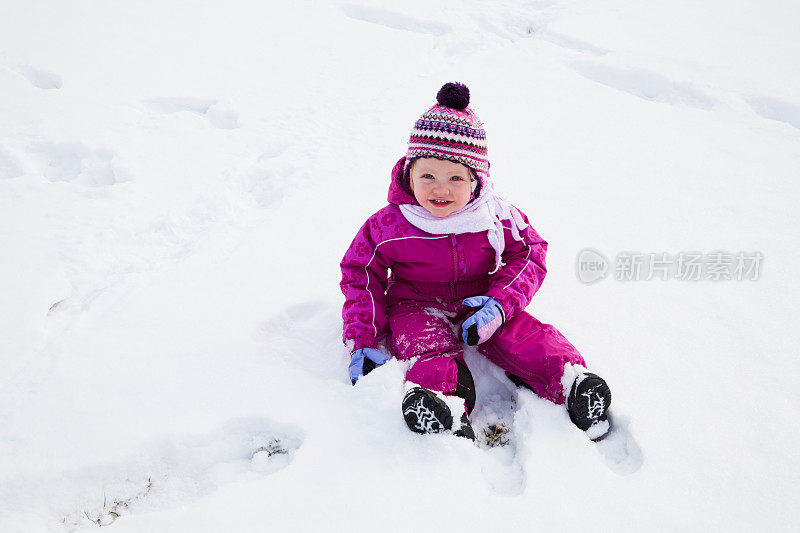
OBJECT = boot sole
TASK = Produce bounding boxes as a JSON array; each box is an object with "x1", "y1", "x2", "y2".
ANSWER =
[
  {"x1": 568, "y1": 373, "x2": 612, "y2": 433},
  {"x1": 402, "y1": 387, "x2": 453, "y2": 434}
]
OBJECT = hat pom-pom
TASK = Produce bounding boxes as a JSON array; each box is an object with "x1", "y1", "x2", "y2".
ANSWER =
[{"x1": 436, "y1": 82, "x2": 470, "y2": 110}]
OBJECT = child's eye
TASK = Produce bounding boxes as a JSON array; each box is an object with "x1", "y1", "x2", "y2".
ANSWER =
[
  {"x1": 421, "y1": 174, "x2": 434, "y2": 180},
  {"x1": 450, "y1": 176, "x2": 465, "y2": 181}
]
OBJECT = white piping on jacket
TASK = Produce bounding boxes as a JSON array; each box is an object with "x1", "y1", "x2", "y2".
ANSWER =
[
  {"x1": 361, "y1": 226, "x2": 539, "y2": 336},
  {"x1": 364, "y1": 235, "x2": 449, "y2": 336},
  {"x1": 502, "y1": 245, "x2": 532, "y2": 290},
  {"x1": 500, "y1": 224, "x2": 534, "y2": 290}
]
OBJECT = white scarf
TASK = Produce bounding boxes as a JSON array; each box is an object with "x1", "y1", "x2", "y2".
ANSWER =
[{"x1": 399, "y1": 180, "x2": 528, "y2": 274}]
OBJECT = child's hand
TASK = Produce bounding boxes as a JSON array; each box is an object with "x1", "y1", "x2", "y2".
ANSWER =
[
  {"x1": 462, "y1": 296, "x2": 505, "y2": 346},
  {"x1": 349, "y1": 348, "x2": 389, "y2": 385}
]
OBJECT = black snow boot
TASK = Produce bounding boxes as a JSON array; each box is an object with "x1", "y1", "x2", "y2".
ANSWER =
[
  {"x1": 402, "y1": 387, "x2": 453, "y2": 434},
  {"x1": 567, "y1": 373, "x2": 612, "y2": 441},
  {"x1": 402, "y1": 387, "x2": 476, "y2": 441}
]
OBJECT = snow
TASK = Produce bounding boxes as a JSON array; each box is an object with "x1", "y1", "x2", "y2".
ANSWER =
[{"x1": 1, "y1": 0, "x2": 798, "y2": 531}]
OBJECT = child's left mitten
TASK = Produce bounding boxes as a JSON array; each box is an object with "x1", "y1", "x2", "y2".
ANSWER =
[
  {"x1": 349, "y1": 348, "x2": 389, "y2": 385},
  {"x1": 461, "y1": 296, "x2": 505, "y2": 346}
]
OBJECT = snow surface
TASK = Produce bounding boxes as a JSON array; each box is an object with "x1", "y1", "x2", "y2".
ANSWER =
[{"x1": 1, "y1": 0, "x2": 799, "y2": 530}]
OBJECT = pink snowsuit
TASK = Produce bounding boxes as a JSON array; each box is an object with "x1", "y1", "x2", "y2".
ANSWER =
[{"x1": 340, "y1": 157, "x2": 585, "y2": 405}]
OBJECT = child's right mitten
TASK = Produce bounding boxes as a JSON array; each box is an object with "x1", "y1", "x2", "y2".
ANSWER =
[{"x1": 349, "y1": 348, "x2": 389, "y2": 385}]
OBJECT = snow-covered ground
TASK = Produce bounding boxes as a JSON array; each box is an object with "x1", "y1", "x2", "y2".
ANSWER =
[{"x1": 1, "y1": 0, "x2": 798, "y2": 530}]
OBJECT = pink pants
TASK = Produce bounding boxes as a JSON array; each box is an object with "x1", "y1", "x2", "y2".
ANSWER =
[{"x1": 387, "y1": 299, "x2": 586, "y2": 405}]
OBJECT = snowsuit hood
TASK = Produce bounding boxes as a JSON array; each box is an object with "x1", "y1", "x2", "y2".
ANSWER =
[{"x1": 387, "y1": 157, "x2": 418, "y2": 206}]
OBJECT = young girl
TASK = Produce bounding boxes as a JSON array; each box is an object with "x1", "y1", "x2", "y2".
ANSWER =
[{"x1": 340, "y1": 82, "x2": 612, "y2": 442}]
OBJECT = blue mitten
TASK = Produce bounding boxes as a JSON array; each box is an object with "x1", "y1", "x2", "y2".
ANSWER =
[
  {"x1": 349, "y1": 348, "x2": 389, "y2": 385},
  {"x1": 462, "y1": 296, "x2": 505, "y2": 346}
]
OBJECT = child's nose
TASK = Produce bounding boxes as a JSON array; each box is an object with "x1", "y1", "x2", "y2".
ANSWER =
[{"x1": 432, "y1": 181, "x2": 450, "y2": 194}]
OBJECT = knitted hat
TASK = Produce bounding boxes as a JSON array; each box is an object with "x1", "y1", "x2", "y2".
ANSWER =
[{"x1": 406, "y1": 82, "x2": 489, "y2": 183}]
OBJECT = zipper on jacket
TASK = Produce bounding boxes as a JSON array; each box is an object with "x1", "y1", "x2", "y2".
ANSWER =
[{"x1": 450, "y1": 234, "x2": 458, "y2": 300}]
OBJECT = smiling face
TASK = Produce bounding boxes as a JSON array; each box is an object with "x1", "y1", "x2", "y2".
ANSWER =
[{"x1": 409, "y1": 158, "x2": 474, "y2": 218}]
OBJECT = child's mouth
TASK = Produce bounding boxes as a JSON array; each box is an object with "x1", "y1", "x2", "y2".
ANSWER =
[{"x1": 429, "y1": 199, "x2": 453, "y2": 207}]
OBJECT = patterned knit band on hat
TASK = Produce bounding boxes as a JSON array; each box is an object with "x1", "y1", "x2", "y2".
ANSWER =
[{"x1": 406, "y1": 82, "x2": 489, "y2": 183}]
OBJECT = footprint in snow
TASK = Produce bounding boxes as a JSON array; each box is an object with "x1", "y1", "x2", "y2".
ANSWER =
[
  {"x1": 28, "y1": 141, "x2": 132, "y2": 187},
  {"x1": 238, "y1": 145, "x2": 297, "y2": 208},
  {"x1": 0, "y1": 147, "x2": 24, "y2": 180},
  {"x1": 147, "y1": 96, "x2": 240, "y2": 129},
  {"x1": 46, "y1": 417, "x2": 304, "y2": 530},
  {"x1": 464, "y1": 347, "x2": 528, "y2": 495},
  {"x1": 340, "y1": 3, "x2": 451, "y2": 36},
  {"x1": 571, "y1": 60, "x2": 717, "y2": 110},
  {"x1": 747, "y1": 96, "x2": 800, "y2": 130},
  {"x1": 471, "y1": 393, "x2": 528, "y2": 496},
  {"x1": 594, "y1": 411, "x2": 644, "y2": 475},
  {"x1": 537, "y1": 30, "x2": 609, "y2": 56},
  {"x1": 17, "y1": 64, "x2": 62, "y2": 89}
]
